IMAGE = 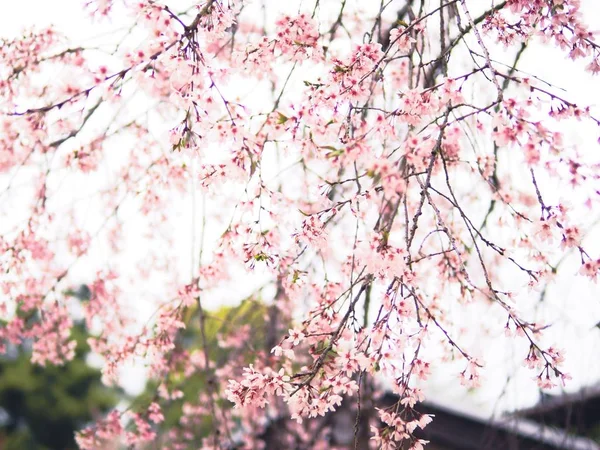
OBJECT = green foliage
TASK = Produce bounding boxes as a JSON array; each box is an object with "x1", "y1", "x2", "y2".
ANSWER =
[
  {"x1": 141, "y1": 299, "x2": 272, "y2": 444},
  {"x1": 589, "y1": 423, "x2": 600, "y2": 443},
  {"x1": 0, "y1": 322, "x2": 121, "y2": 450}
]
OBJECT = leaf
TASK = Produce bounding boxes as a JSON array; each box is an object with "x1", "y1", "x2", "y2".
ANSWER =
[
  {"x1": 291, "y1": 270, "x2": 300, "y2": 284},
  {"x1": 277, "y1": 112, "x2": 289, "y2": 124},
  {"x1": 322, "y1": 146, "x2": 344, "y2": 158},
  {"x1": 333, "y1": 65, "x2": 349, "y2": 73},
  {"x1": 303, "y1": 80, "x2": 324, "y2": 88}
]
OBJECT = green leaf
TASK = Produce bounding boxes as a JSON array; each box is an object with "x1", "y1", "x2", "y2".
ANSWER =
[
  {"x1": 276, "y1": 112, "x2": 289, "y2": 124},
  {"x1": 322, "y1": 146, "x2": 344, "y2": 158}
]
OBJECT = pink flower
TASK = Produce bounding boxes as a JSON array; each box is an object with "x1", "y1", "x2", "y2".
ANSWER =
[
  {"x1": 580, "y1": 259, "x2": 600, "y2": 281},
  {"x1": 148, "y1": 402, "x2": 164, "y2": 424},
  {"x1": 287, "y1": 328, "x2": 305, "y2": 346}
]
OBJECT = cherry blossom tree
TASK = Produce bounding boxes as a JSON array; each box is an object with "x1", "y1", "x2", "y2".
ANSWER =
[{"x1": 1, "y1": 0, "x2": 599, "y2": 448}]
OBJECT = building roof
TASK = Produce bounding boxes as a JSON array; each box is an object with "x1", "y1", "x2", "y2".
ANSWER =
[
  {"x1": 512, "y1": 385, "x2": 600, "y2": 438},
  {"x1": 381, "y1": 394, "x2": 600, "y2": 450}
]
